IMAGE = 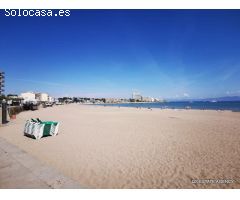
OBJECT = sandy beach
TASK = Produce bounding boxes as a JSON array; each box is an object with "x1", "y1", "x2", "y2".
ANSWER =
[{"x1": 0, "y1": 104, "x2": 239, "y2": 188}]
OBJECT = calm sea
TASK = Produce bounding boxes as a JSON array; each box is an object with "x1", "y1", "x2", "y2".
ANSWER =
[{"x1": 97, "y1": 101, "x2": 240, "y2": 111}]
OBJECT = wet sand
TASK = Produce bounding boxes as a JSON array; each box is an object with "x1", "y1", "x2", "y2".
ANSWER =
[{"x1": 0, "y1": 104, "x2": 239, "y2": 188}]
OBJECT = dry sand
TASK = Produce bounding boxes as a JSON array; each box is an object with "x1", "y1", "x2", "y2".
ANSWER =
[{"x1": 0, "y1": 104, "x2": 240, "y2": 188}]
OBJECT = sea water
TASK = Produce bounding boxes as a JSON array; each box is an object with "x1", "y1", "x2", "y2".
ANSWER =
[{"x1": 97, "y1": 101, "x2": 240, "y2": 111}]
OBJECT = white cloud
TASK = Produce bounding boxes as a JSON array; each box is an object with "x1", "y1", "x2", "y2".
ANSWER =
[
  {"x1": 221, "y1": 65, "x2": 240, "y2": 81},
  {"x1": 226, "y1": 90, "x2": 240, "y2": 96},
  {"x1": 183, "y1": 93, "x2": 189, "y2": 97}
]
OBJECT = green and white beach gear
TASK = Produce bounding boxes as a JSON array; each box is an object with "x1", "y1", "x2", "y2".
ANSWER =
[{"x1": 24, "y1": 118, "x2": 60, "y2": 139}]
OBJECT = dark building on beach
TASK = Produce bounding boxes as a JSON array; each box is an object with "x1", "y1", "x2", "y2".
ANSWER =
[{"x1": 0, "y1": 71, "x2": 5, "y2": 96}]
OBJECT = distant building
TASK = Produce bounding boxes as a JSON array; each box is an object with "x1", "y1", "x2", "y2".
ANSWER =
[
  {"x1": 36, "y1": 93, "x2": 49, "y2": 102},
  {"x1": 0, "y1": 71, "x2": 5, "y2": 96},
  {"x1": 58, "y1": 97, "x2": 73, "y2": 104},
  {"x1": 142, "y1": 97, "x2": 154, "y2": 102},
  {"x1": 20, "y1": 92, "x2": 36, "y2": 102},
  {"x1": 132, "y1": 92, "x2": 142, "y2": 101},
  {"x1": 7, "y1": 94, "x2": 23, "y2": 106},
  {"x1": 154, "y1": 98, "x2": 164, "y2": 102},
  {"x1": 48, "y1": 96, "x2": 54, "y2": 103},
  {"x1": 104, "y1": 98, "x2": 121, "y2": 104},
  {"x1": 7, "y1": 94, "x2": 18, "y2": 99}
]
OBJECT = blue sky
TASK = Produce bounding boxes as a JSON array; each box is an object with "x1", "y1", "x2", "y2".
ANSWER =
[{"x1": 1, "y1": 10, "x2": 240, "y2": 99}]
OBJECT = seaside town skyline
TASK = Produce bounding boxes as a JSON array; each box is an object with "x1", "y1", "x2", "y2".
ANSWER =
[{"x1": 1, "y1": 10, "x2": 240, "y2": 99}]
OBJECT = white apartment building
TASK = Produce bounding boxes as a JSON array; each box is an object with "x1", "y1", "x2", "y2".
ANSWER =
[
  {"x1": 35, "y1": 93, "x2": 49, "y2": 102},
  {"x1": 48, "y1": 96, "x2": 54, "y2": 103},
  {"x1": 20, "y1": 92, "x2": 36, "y2": 102},
  {"x1": 132, "y1": 92, "x2": 142, "y2": 101}
]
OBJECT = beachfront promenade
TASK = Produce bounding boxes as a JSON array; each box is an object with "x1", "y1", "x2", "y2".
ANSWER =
[{"x1": 0, "y1": 137, "x2": 80, "y2": 188}]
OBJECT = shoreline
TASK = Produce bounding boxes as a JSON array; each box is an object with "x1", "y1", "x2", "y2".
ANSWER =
[{"x1": 87, "y1": 103, "x2": 240, "y2": 112}]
